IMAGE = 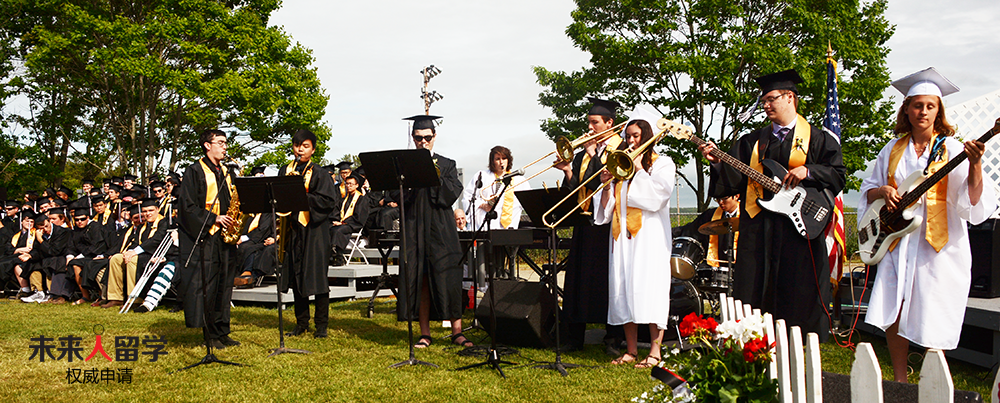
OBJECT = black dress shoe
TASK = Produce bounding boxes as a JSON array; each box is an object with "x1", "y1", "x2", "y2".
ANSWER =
[
  {"x1": 285, "y1": 326, "x2": 308, "y2": 337},
  {"x1": 220, "y1": 335, "x2": 241, "y2": 346},
  {"x1": 313, "y1": 329, "x2": 327, "y2": 338},
  {"x1": 604, "y1": 338, "x2": 622, "y2": 357},
  {"x1": 133, "y1": 305, "x2": 150, "y2": 313}
]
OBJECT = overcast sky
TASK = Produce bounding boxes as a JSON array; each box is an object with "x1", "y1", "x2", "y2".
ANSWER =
[{"x1": 270, "y1": 0, "x2": 1000, "y2": 208}]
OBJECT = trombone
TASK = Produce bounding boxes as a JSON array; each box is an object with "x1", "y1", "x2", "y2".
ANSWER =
[
  {"x1": 541, "y1": 118, "x2": 687, "y2": 228},
  {"x1": 479, "y1": 122, "x2": 626, "y2": 200}
]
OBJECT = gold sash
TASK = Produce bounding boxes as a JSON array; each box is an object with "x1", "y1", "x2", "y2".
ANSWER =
[
  {"x1": 11, "y1": 229, "x2": 35, "y2": 248},
  {"x1": 119, "y1": 225, "x2": 136, "y2": 253},
  {"x1": 745, "y1": 115, "x2": 811, "y2": 217},
  {"x1": 706, "y1": 207, "x2": 739, "y2": 267},
  {"x1": 887, "y1": 133, "x2": 949, "y2": 252},
  {"x1": 340, "y1": 191, "x2": 360, "y2": 220},
  {"x1": 199, "y1": 159, "x2": 234, "y2": 235},
  {"x1": 611, "y1": 154, "x2": 657, "y2": 240},
  {"x1": 577, "y1": 135, "x2": 623, "y2": 213},
  {"x1": 496, "y1": 172, "x2": 517, "y2": 228},
  {"x1": 285, "y1": 161, "x2": 313, "y2": 226},
  {"x1": 247, "y1": 213, "x2": 261, "y2": 233}
]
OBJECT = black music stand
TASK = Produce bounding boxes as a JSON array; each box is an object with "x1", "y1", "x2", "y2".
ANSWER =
[
  {"x1": 359, "y1": 149, "x2": 440, "y2": 369},
  {"x1": 516, "y1": 187, "x2": 592, "y2": 376},
  {"x1": 232, "y1": 175, "x2": 310, "y2": 357}
]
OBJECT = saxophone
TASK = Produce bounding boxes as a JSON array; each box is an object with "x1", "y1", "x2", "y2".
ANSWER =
[{"x1": 221, "y1": 159, "x2": 244, "y2": 244}]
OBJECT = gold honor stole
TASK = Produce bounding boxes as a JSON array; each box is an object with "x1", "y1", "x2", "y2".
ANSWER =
[
  {"x1": 578, "y1": 135, "x2": 624, "y2": 213},
  {"x1": 706, "y1": 207, "x2": 739, "y2": 267},
  {"x1": 285, "y1": 160, "x2": 313, "y2": 226},
  {"x1": 339, "y1": 183, "x2": 347, "y2": 199},
  {"x1": 612, "y1": 154, "x2": 658, "y2": 240},
  {"x1": 887, "y1": 133, "x2": 949, "y2": 252},
  {"x1": 745, "y1": 115, "x2": 811, "y2": 217},
  {"x1": 200, "y1": 159, "x2": 234, "y2": 235},
  {"x1": 100, "y1": 208, "x2": 112, "y2": 225},
  {"x1": 341, "y1": 191, "x2": 360, "y2": 220},
  {"x1": 10, "y1": 228, "x2": 36, "y2": 248},
  {"x1": 247, "y1": 213, "x2": 261, "y2": 233},
  {"x1": 495, "y1": 172, "x2": 517, "y2": 228},
  {"x1": 119, "y1": 225, "x2": 136, "y2": 253}
]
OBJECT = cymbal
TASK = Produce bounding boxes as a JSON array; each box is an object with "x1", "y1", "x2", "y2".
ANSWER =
[{"x1": 698, "y1": 216, "x2": 739, "y2": 236}]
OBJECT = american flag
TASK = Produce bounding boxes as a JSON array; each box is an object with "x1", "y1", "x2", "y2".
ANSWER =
[{"x1": 823, "y1": 57, "x2": 846, "y2": 289}]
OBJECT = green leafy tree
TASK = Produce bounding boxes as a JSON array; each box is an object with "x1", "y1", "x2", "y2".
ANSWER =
[
  {"x1": 535, "y1": 0, "x2": 895, "y2": 210},
  {"x1": 0, "y1": 0, "x2": 329, "y2": 196}
]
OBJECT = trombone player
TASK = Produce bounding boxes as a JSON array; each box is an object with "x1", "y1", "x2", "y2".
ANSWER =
[
  {"x1": 278, "y1": 129, "x2": 338, "y2": 339},
  {"x1": 176, "y1": 129, "x2": 240, "y2": 349},
  {"x1": 555, "y1": 97, "x2": 627, "y2": 354}
]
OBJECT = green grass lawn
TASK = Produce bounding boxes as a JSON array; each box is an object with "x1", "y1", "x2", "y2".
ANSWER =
[{"x1": 0, "y1": 297, "x2": 993, "y2": 402}]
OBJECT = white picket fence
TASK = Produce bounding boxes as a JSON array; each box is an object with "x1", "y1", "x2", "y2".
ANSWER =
[{"x1": 717, "y1": 293, "x2": 991, "y2": 403}]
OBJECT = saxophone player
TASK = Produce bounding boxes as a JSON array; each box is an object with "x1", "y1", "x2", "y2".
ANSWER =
[{"x1": 176, "y1": 129, "x2": 240, "y2": 350}]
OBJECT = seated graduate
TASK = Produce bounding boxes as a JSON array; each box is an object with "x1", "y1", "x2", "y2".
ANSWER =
[
  {"x1": 17, "y1": 211, "x2": 72, "y2": 304},
  {"x1": 64, "y1": 198, "x2": 107, "y2": 305},
  {"x1": 673, "y1": 194, "x2": 739, "y2": 268},
  {"x1": 85, "y1": 203, "x2": 141, "y2": 307},
  {"x1": 234, "y1": 166, "x2": 276, "y2": 288},
  {"x1": 1, "y1": 210, "x2": 33, "y2": 297},
  {"x1": 330, "y1": 173, "x2": 370, "y2": 266},
  {"x1": 101, "y1": 198, "x2": 168, "y2": 309}
]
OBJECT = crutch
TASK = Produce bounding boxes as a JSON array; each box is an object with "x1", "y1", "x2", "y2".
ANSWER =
[{"x1": 120, "y1": 229, "x2": 177, "y2": 313}]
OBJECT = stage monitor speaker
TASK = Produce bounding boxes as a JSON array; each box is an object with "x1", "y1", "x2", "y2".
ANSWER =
[
  {"x1": 969, "y1": 218, "x2": 1000, "y2": 298},
  {"x1": 475, "y1": 280, "x2": 558, "y2": 348}
]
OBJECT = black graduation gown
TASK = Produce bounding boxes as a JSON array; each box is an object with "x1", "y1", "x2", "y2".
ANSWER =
[
  {"x1": 277, "y1": 162, "x2": 338, "y2": 296},
  {"x1": 236, "y1": 212, "x2": 275, "y2": 273},
  {"x1": 708, "y1": 123, "x2": 845, "y2": 340},
  {"x1": 561, "y1": 142, "x2": 626, "y2": 324},
  {"x1": 396, "y1": 153, "x2": 464, "y2": 321},
  {"x1": 176, "y1": 157, "x2": 237, "y2": 336},
  {"x1": 20, "y1": 225, "x2": 71, "y2": 278},
  {"x1": 332, "y1": 191, "x2": 370, "y2": 250},
  {"x1": 674, "y1": 208, "x2": 736, "y2": 266},
  {"x1": 132, "y1": 219, "x2": 169, "y2": 276},
  {"x1": 0, "y1": 229, "x2": 30, "y2": 283}
]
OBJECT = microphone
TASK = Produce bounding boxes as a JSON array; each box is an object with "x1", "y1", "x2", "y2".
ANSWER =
[
  {"x1": 475, "y1": 172, "x2": 483, "y2": 189},
  {"x1": 497, "y1": 169, "x2": 524, "y2": 183}
]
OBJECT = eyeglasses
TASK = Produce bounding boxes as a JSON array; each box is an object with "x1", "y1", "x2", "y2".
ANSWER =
[
  {"x1": 210, "y1": 140, "x2": 227, "y2": 147},
  {"x1": 412, "y1": 134, "x2": 435, "y2": 143},
  {"x1": 760, "y1": 92, "x2": 788, "y2": 105}
]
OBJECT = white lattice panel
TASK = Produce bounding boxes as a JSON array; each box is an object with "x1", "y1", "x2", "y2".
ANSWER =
[{"x1": 947, "y1": 88, "x2": 1000, "y2": 218}]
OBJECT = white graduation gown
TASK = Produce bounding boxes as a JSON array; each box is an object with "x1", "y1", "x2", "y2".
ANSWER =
[
  {"x1": 595, "y1": 156, "x2": 676, "y2": 329},
  {"x1": 859, "y1": 136, "x2": 998, "y2": 349},
  {"x1": 461, "y1": 169, "x2": 525, "y2": 231}
]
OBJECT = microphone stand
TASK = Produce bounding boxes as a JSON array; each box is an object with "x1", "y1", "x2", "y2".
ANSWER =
[
  {"x1": 455, "y1": 175, "x2": 517, "y2": 378},
  {"x1": 267, "y1": 181, "x2": 310, "y2": 357},
  {"x1": 174, "y1": 161, "x2": 243, "y2": 372},
  {"x1": 461, "y1": 172, "x2": 485, "y2": 334}
]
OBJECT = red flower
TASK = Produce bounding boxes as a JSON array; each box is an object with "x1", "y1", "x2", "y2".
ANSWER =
[
  {"x1": 679, "y1": 312, "x2": 699, "y2": 337},
  {"x1": 741, "y1": 335, "x2": 771, "y2": 363}
]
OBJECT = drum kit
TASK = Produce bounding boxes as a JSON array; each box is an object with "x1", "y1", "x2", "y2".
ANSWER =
[{"x1": 669, "y1": 215, "x2": 739, "y2": 316}]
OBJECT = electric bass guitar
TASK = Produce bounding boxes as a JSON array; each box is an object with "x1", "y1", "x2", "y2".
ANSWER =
[
  {"x1": 858, "y1": 118, "x2": 1000, "y2": 265},
  {"x1": 666, "y1": 121, "x2": 833, "y2": 239}
]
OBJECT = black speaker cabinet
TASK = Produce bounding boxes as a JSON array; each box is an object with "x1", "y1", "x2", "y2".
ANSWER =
[
  {"x1": 969, "y1": 218, "x2": 1000, "y2": 298},
  {"x1": 475, "y1": 280, "x2": 558, "y2": 348}
]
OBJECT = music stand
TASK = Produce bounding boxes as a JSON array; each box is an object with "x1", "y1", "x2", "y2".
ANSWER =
[
  {"x1": 359, "y1": 149, "x2": 440, "y2": 369},
  {"x1": 232, "y1": 175, "x2": 310, "y2": 357},
  {"x1": 516, "y1": 187, "x2": 592, "y2": 376}
]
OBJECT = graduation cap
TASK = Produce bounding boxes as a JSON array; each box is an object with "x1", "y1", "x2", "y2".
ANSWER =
[
  {"x1": 149, "y1": 180, "x2": 165, "y2": 190},
  {"x1": 139, "y1": 197, "x2": 159, "y2": 208},
  {"x1": 587, "y1": 97, "x2": 621, "y2": 117},
  {"x1": 43, "y1": 187, "x2": 57, "y2": 197},
  {"x1": 107, "y1": 183, "x2": 123, "y2": 193},
  {"x1": 336, "y1": 161, "x2": 353, "y2": 172},
  {"x1": 90, "y1": 195, "x2": 107, "y2": 204},
  {"x1": 46, "y1": 207, "x2": 67, "y2": 217},
  {"x1": 57, "y1": 185, "x2": 72, "y2": 196},
  {"x1": 25, "y1": 190, "x2": 39, "y2": 199},
  {"x1": 18, "y1": 208, "x2": 34, "y2": 222},
  {"x1": 82, "y1": 179, "x2": 95, "y2": 186},
  {"x1": 102, "y1": 178, "x2": 113, "y2": 185},
  {"x1": 4, "y1": 200, "x2": 19, "y2": 209},
  {"x1": 353, "y1": 166, "x2": 366, "y2": 179},
  {"x1": 891, "y1": 67, "x2": 959, "y2": 98},
  {"x1": 124, "y1": 173, "x2": 137, "y2": 182},
  {"x1": 112, "y1": 176, "x2": 124, "y2": 184},
  {"x1": 33, "y1": 212, "x2": 50, "y2": 223},
  {"x1": 51, "y1": 198, "x2": 67, "y2": 207},
  {"x1": 127, "y1": 203, "x2": 140, "y2": 215},
  {"x1": 754, "y1": 69, "x2": 804, "y2": 95},
  {"x1": 403, "y1": 115, "x2": 442, "y2": 131},
  {"x1": 250, "y1": 166, "x2": 266, "y2": 176},
  {"x1": 167, "y1": 172, "x2": 182, "y2": 185}
]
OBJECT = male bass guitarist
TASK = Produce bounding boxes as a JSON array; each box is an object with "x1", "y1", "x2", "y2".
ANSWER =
[{"x1": 699, "y1": 69, "x2": 845, "y2": 340}]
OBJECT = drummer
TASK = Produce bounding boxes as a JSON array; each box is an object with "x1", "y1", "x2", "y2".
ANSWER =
[{"x1": 673, "y1": 194, "x2": 739, "y2": 268}]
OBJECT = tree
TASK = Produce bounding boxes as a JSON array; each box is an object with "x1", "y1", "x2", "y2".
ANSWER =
[
  {"x1": 535, "y1": 0, "x2": 895, "y2": 210},
  {"x1": 0, "y1": 0, "x2": 330, "y2": 197}
]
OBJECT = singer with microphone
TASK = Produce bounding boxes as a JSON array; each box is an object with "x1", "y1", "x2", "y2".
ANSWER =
[
  {"x1": 176, "y1": 129, "x2": 240, "y2": 349},
  {"x1": 460, "y1": 146, "x2": 525, "y2": 231}
]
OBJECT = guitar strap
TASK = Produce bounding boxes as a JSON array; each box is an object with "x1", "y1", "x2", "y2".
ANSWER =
[
  {"x1": 746, "y1": 115, "x2": 811, "y2": 218},
  {"x1": 887, "y1": 133, "x2": 949, "y2": 252}
]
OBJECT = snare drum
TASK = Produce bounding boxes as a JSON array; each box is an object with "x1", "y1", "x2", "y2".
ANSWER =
[
  {"x1": 695, "y1": 264, "x2": 730, "y2": 293},
  {"x1": 670, "y1": 237, "x2": 704, "y2": 280}
]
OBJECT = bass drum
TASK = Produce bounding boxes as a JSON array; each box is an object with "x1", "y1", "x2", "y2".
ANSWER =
[{"x1": 663, "y1": 278, "x2": 703, "y2": 341}]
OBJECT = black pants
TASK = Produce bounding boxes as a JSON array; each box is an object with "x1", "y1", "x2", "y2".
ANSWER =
[{"x1": 288, "y1": 269, "x2": 329, "y2": 331}]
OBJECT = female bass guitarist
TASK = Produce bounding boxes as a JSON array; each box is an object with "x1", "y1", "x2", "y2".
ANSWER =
[{"x1": 858, "y1": 67, "x2": 997, "y2": 383}]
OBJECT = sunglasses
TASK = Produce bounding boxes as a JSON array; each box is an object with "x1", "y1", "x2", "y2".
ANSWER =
[{"x1": 412, "y1": 134, "x2": 435, "y2": 143}]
